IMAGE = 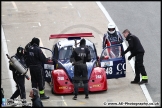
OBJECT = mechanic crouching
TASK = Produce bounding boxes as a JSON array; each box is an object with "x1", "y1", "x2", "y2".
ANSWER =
[
  {"x1": 70, "y1": 39, "x2": 91, "y2": 100},
  {"x1": 29, "y1": 88, "x2": 44, "y2": 107},
  {"x1": 26, "y1": 37, "x2": 49, "y2": 100}
]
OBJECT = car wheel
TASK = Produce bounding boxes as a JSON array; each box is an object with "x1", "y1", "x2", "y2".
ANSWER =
[{"x1": 51, "y1": 86, "x2": 55, "y2": 94}]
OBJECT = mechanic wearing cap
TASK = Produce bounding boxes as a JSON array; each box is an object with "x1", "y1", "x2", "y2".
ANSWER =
[
  {"x1": 102, "y1": 22, "x2": 123, "y2": 49},
  {"x1": 9, "y1": 47, "x2": 27, "y2": 106},
  {"x1": 26, "y1": 37, "x2": 49, "y2": 100},
  {"x1": 122, "y1": 29, "x2": 148, "y2": 84},
  {"x1": 29, "y1": 88, "x2": 44, "y2": 107},
  {"x1": 70, "y1": 38, "x2": 91, "y2": 100}
]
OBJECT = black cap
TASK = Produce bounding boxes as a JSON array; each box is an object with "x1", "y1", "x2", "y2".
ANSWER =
[
  {"x1": 17, "y1": 47, "x2": 24, "y2": 56},
  {"x1": 31, "y1": 37, "x2": 40, "y2": 46},
  {"x1": 80, "y1": 38, "x2": 86, "y2": 46}
]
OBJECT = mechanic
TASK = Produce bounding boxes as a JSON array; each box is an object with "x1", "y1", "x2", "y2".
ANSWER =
[
  {"x1": 102, "y1": 22, "x2": 123, "y2": 49},
  {"x1": 122, "y1": 29, "x2": 148, "y2": 84},
  {"x1": 26, "y1": 37, "x2": 49, "y2": 100},
  {"x1": 70, "y1": 38, "x2": 91, "y2": 100},
  {"x1": 29, "y1": 88, "x2": 44, "y2": 107},
  {"x1": 9, "y1": 47, "x2": 27, "y2": 106}
]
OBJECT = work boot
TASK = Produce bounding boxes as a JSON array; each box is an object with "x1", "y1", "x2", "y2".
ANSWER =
[
  {"x1": 72, "y1": 96, "x2": 77, "y2": 100},
  {"x1": 7, "y1": 100, "x2": 15, "y2": 106},
  {"x1": 40, "y1": 94, "x2": 50, "y2": 100},
  {"x1": 85, "y1": 95, "x2": 89, "y2": 99},
  {"x1": 130, "y1": 80, "x2": 139, "y2": 84},
  {"x1": 138, "y1": 80, "x2": 148, "y2": 85}
]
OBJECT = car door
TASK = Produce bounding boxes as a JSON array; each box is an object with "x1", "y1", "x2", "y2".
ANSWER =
[
  {"x1": 40, "y1": 47, "x2": 55, "y2": 83},
  {"x1": 99, "y1": 44, "x2": 126, "y2": 79}
]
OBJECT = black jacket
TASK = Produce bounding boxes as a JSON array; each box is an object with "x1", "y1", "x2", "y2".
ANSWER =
[
  {"x1": 9, "y1": 53, "x2": 27, "y2": 76},
  {"x1": 124, "y1": 33, "x2": 145, "y2": 57},
  {"x1": 26, "y1": 44, "x2": 46, "y2": 66},
  {"x1": 31, "y1": 96, "x2": 43, "y2": 107},
  {"x1": 70, "y1": 45, "x2": 91, "y2": 64}
]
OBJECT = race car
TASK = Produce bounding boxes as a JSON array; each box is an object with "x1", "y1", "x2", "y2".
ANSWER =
[
  {"x1": 42, "y1": 33, "x2": 107, "y2": 94},
  {"x1": 41, "y1": 32, "x2": 126, "y2": 94}
]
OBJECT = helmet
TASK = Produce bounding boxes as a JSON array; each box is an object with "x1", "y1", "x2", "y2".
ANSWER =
[
  {"x1": 31, "y1": 37, "x2": 40, "y2": 46},
  {"x1": 17, "y1": 47, "x2": 24, "y2": 56},
  {"x1": 107, "y1": 22, "x2": 116, "y2": 34}
]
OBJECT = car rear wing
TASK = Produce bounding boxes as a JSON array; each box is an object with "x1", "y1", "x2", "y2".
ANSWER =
[{"x1": 49, "y1": 32, "x2": 94, "y2": 40}]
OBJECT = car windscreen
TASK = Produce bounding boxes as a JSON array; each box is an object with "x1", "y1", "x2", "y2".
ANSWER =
[
  {"x1": 101, "y1": 45, "x2": 121, "y2": 59},
  {"x1": 58, "y1": 46, "x2": 73, "y2": 60}
]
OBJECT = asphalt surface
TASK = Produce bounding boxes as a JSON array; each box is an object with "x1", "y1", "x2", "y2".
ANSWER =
[
  {"x1": 101, "y1": 1, "x2": 161, "y2": 104},
  {"x1": 1, "y1": 1, "x2": 160, "y2": 107}
]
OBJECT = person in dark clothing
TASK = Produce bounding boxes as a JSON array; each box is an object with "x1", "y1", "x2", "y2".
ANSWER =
[
  {"x1": 122, "y1": 29, "x2": 148, "y2": 84},
  {"x1": 9, "y1": 47, "x2": 27, "y2": 105},
  {"x1": 102, "y1": 22, "x2": 123, "y2": 58},
  {"x1": 102, "y1": 22, "x2": 123, "y2": 49},
  {"x1": 1, "y1": 88, "x2": 4, "y2": 106},
  {"x1": 70, "y1": 38, "x2": 91, "y2": 100},
  {"x1": 29, "y1": 88, "x2": 44, "y2": 107},
  {"x1": 26, "y1": 37, "x2": 49, "y2": 100}
]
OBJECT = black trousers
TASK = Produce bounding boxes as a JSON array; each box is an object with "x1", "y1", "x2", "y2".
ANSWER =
[
  {"x1": 134, "y1": 53, "x2": 147, "y2": 81},
  {"x1": 73, "y1": 64, "x2": 89, "y2": 96},
  {"x1": 29, "y1": 65, "x2": 45, "y2": 91},
  {"x1": 10, "y1": 74, "x2": 26, "y2": 101}
]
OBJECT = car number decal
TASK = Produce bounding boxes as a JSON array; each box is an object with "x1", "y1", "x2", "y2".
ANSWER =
[{"x1": 44, "y1": 64, "x2": 54, "y2": 70}]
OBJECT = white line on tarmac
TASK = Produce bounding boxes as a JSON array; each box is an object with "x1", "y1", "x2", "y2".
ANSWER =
[
  {"x1": 2, "y1": 23, "x2": 21, "y2": 25},
  {"x1": 68, "y1": 1, "x2": 73, "y2": 6},
  {"x1": 11, "y1": 1, "x2": 18, "y2": 11},
  {"x1": 68, "y1": 2, "x2": 74, "y2": 8},
  {"x1": 1, "y1": 26, "x2": 16, "y2": 93},
  {"x1": 77, "y1": 11, "x2": 81, "y2": 17},
  {"x1": 96, "y1": 1, "x2": 154, "y2": 107},
  {"x1": 2, "y1": 22, "x2": 41, "y2": 26},
  {"x1": 61, "y1": 96, "x2": 68, "y2": 106},
  {"x1": 38, "y1": 22, "x2": 41, "y2": 26}
]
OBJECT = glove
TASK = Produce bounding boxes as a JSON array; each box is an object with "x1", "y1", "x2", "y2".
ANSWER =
[{"x1": 128, "y1": 55, "x2": 132, "y2": 60}]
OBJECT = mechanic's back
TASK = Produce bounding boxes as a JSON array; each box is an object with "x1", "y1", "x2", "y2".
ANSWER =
[
  {"x1": 71, "y1": 43, "x2": 91, "y2": 64},
  {"x1": 70, "y1": 38, "x2": 91, "y2": 100},
  {"x1": 26, "y1": 37, "x2": 49, "y2": 100}
]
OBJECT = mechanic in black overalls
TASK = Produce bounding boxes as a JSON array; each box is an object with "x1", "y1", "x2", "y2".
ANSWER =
[
  {"x1": 9, "y1": 47, "x2": 27, "y2": 105},
  {"x1": 102, "y1": 22, "x2": 123, "y2": 57},
  {"x1": 70, "y1": 39, "x2": 91, "y2": 100},
  {"x1": 26, "y1": 37, "x2": 49, "y2": 100},
  {"x1": 122, "y1": 29, "x2": 148, "y2": 84}
]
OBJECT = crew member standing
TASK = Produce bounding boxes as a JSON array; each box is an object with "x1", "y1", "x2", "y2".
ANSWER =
[
  {"x1": 122, "y1": 29, "x2": 148, "y2": 84},
  {"x1": 9, "y1": 47, "x2": 27, "y2": 105},
  {"x1": 70, "y1": 39, "x2": 91, "y2": 100},
  {"x1": 26, "y1": 37, "x2": 49, "y2": 100}
]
